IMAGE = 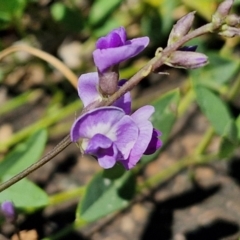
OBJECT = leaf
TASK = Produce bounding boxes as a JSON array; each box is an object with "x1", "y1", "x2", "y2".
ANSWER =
[
  {"x1": 88, "y1": 0, "x2": 122, "y2": 27},
  {"x1": 190, "y1": 52, "x2": 240, "y2": 88},
  {"x1": 77, "y1": 164, "x2": 135, "y2": 222},
  {"x1": 182, "y1": 0, "x2": 216, "y2": 21},
  {"x1": 0, "y1": 177, "x2": 49, "y2": 209},
  {"x1": 219, "y1": 120, "x2": 238, "y2": 158},
  {"x1": 0, "y1": 129, "x2": 48, "y2": 178},
  {"x1": 50, "y1": 3, "x2": 85, "y2": 32},
  {"x1": 235, "y1": 115, "x2": 240, "y2": 141},
  {"x1": 194, "y1": 86, "x2": 232, "y2": 136},
  {"x1": 0, "y1": 0, "x2": 27, "y2": 21},
  {"x1": 141, "y1": 89, "x2": 180, "y2": 164}
]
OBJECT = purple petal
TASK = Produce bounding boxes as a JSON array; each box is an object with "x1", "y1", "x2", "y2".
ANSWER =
[
  {"x1": 93, "y1": 43, "x2": 148, "y2": 73},
  {"x1": 1, "y1": 201, "x2": 16, "y2": 222},
  {"x1": 86, "y1": 134, "x2": 118, "y2": 168},
  {"x1": 96, "y1": 32, "x2": 124, "y2": 49},
  {"x1": 144, "y1": 128, "x2": 162, "y2": 155},
  {"x1": 71, "y1": 107, "x2": 126, "y2": 142},
  {"x1": 113, "y1": 26, "x2": 127, "y2": 43},
  {"x1": 131, "y1": 105, "x2": 155, "y2": 124},
  {"x1": 127, "y1": 36, "x2": 150, "y2": 49},
  {"x1": 114, "y1": 115, "x2": 139, "y2": 159},
  {"x1": 120, "y1": 120, "x2": 153, "y2": 170},
  {"x1": 78, "y1": 72, "x2": 101, "y2": 107},
  {"x1": 179, "y1": 45, "x2": 198, "y2": 52},
  {"x1": 113, "y1": 80, "x2": 131, "y2": 114}
]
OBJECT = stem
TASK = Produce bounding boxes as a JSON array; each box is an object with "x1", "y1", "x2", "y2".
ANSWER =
[
  {"x1": 0, "y1": 45, "x2": 78, "y2": 89},
  {"x1": 49, "y1": 186, "x2": 85, "y2": 206},
  {"x1": 0, "y1": 135, "x2": 71, "y2": 192}
]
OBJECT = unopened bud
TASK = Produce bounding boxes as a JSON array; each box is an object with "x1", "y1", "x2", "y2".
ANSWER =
[
  {"x1": 219, "y1": 25, "x2": 240, "y2": 37},
  {"x1": 165, "y1": 51, "x2": 208, "y2": 69},
  {"x1": 212, "y1": 0, "x2": 234, "y2": 25},
  {"x1": 98, "y1": 65, "x2": 119, "y2": 96},
  {"x1": 168, "y1": 12, "x2": 195, "y2": 46},
  {"x1": 226, "y1": 14, "x2": 240, "y2": 26},
  {"x1": 1, "y1": 201, "x2": 16, "y2": 223}
]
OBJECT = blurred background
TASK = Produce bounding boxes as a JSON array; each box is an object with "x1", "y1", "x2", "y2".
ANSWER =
[{"x1": 1, "y1": 0, "x2": 240, "y2": 239}]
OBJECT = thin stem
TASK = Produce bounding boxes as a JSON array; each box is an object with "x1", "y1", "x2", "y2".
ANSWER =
[
  {"x1": 0, "y1": 45, "x2": 78, "y2": 89},
  {"x1": 0, "y1": 135, "x2": 71, "y2": 192}
]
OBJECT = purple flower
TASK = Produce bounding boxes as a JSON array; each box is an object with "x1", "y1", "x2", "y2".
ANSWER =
[
  {"x1": 93, "y1": 26, "x2": 149, "y2": 73},
  {"x1": 71, "y1": 73, "x2": 161, "y2": 169},
  {"x1": 1, "y1": 201, "x2": 16, "y2": 223}
]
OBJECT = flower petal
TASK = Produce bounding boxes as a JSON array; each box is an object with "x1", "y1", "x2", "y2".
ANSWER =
[
  {"x1": 120, "y1": 120, "x2": 153, "y2": 170},
  {"x1": 127, "y1": 36, "x2": 150, "y2": 49},
  {"x1": 70, "y1": 107, "x2": 126, "y2": 142},
  {"x1": 93, "y1": 44, "x2": 148, "y2": 73},
  {"x1": 144, "y1": 128, "x2": 162, "y2": 155},
  {"x1": 131, "y1": 105, "x2": 155, "y2": 124},
  {"x1": 85, "y1": 134, "x2": 118, "y2": 169},
  {"x1": 78, "y1": 72, "x2": 101, "y2": 107},
  {"x1": 96, "y1": 32, "x2": 123, "y2": 49},
  {"x1": 114, "y1": 115, "x2": 139, "y2": 159},
  {"x1": 113, "y1": 80, "x2": 131, "y2": 114}
]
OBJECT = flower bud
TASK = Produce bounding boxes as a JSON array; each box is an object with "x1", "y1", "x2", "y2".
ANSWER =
[
  {"x1": 165, "y1": 51, "x2": 208, "y2": 69},
  {"x1": 1, "y1": 201, "x2": 16, "y2": 223},
  {"x1": 219, "y1": 25, "x2": 240, "y2": 37},
  {"x1": 226, "y1": 14, "x2": 240, "y2": 27},
  {"x1": 98, "y1": 65, "x2": 119, "y2": 96},
  {"x1": 212, "y1": 0, "x2": 234, "y2": 25},
  {"x1": 167, "y1": 12, "x2": 195, "y2": 46}
]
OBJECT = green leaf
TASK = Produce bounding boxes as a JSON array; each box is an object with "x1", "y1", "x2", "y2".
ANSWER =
[
  {"x1": 0, "y1": 0, "x2": 27, "y2": 21},
  {"x1": 88, "y1": 0, "x2": 122, "y2": 27},
  {"x1": 50, "y1": 3, "x2": 85, "y2": 32},
  {"x1": 235, "y1": 115, "x2": 240, "y2": 141},
  {"x1": 77, "y1": 164, "x2": 135, "y2": 222},
  {"x1": 0, "y1": 177, "x2": 49, "y2": 209},
  {"x1": 219, "y1": 120, "x2": 238, "y2": 158},
  {"x1": 0, "y1": 130, "x2": 47, "y2": 178},
  {"x1": 182, "y1": 0, "x2": 216, "y2": 20},
  {"x1": 141, "y1": 89, "x2": 180, "y2": 164},
  {"x1": 194, "y1": 86, "x2": 232, "y2": 136}
]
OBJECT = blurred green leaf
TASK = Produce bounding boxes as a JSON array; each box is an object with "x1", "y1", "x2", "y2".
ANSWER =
[
  {"x1": 194, "y1": 86, "x2": 232, "y2": 136},
  {"x1": 88, "y1": 0, "x2": 122, "y2": 27},
  {"x1": 51, "y1": 3, "x2": 84, "y2": 32},
  {"x1": 0, "y1": 129, "x2": 47, "y2": 178},
  {"x1": 182, "y1": 0, "x2": 216, "y2": 20},
  {"x1": 236, "y1": 115, "x2": 240, "y2": 141},
  {"x1": 0, "y1": 177, "x2": 49, "y2": 208},
  {"x1": 141, "y1": 89, "x2": 180, "y2": 164},
  {"x1": 157, "y1": 0, "x2": 179, "y2": 35},
  {"x1": 219, "y1": 120, "x2": 238, "y2": 158},
  {"x1": 190, "y1": 52, "x2": 240, "y2": 89},
  {"x1": 0, "y1": 0, "x2": 27, "y2": 29},
  {"x1": 77, "y1": 164, "x2": 135, "y2": 222}
]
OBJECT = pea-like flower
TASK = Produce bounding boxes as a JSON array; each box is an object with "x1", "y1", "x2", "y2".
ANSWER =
[
  {"x1": 71, "y1": 73, "x2": 161, "y2": 169},
  {"x1": 93, "y1": 26, "x2": 149, "y2": 73},
  {"x1": 1, "y1": 201, "x2": 16, "y2": 223}
]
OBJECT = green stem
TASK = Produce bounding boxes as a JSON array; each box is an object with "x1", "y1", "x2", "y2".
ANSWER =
[
  {"x1": 137, "y1": 153, "x2": 218, "y2": 193},
  {"x1": 49, "y1": 186, "x2": 85, "y2": 206},
  {"x1": 194, "y1": 127, "x2": 215, "y2": 155},
  {"x1": 0, "y1": 100, "x2": 81, "y2": 151},
  {"x1": 0, "y1": 90, "x2": 43, "y2": 115},
  {"x1": 227, "y1": 71, "x2": 240, "y2": 101}
]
